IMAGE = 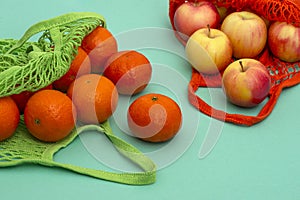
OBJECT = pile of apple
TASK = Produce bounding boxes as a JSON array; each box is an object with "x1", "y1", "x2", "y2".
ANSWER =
[{"x1": 173, "y1": 1, "x2": 300, "y2": 107}]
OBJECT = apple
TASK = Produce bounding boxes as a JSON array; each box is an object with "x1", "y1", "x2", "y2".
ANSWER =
[
  {"x1": 222, "y1": 58, "x2": 271, "y2": 108},
  {"x1": 185, "y1": 25, "x2": 233, "y2": 74},
  {"x1": 221, "y1": 11, "x2": 267, "y2": 58},
  {"x1": 174, "y1": 1, "x2": 220, "y2": 41},
  {"x1": 268, "y1": 21, "x2": 300, "y2": 62}
]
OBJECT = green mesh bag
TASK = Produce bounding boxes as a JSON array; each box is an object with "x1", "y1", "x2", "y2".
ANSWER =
[
  {"x1": 0, "y1": 12, "x2": 104, "y2": 96},
  {"x1": 0, "y1": 12, "x2": 156, "y2": 185}
]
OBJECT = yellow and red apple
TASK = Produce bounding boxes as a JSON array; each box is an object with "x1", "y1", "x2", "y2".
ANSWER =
[
  {"x1": 185, "y1": 26, "x2": 233, "y2": 74},
  {"x1": 174, "y1": 1, "x2": 220, "y2": 41},
  {"x1": 222, "y1": 58, "x2": 271, "y2": 107},
  {"x1": 268, "y1": 21, "x2": 300, "y2": 62},
  {"x1": 221, "y1": 11, "x2": 267, "y2": 58}
]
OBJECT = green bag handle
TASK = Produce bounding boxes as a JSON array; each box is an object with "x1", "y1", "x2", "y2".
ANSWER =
[
  {"x1": 0, "y1": 120, "x2": 156, "y2": 185},
  {"x1": 6, "y1": 12, "x2": 106, "y2": 54},
  {"x1": 40, "y1": 122, "x2": 157, "y2": 185}
]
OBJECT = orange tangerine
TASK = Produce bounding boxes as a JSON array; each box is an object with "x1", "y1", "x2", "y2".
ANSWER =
[
  {"x1": 0, "y1": 96, "x2": 20, "y2": 141},
  {"x1": 67, "y1": 74, "x2": 118, "y2": 124},
  {"x1": 53, "y1": 47, "x2": 91, "y2": 92},
  {"x1": 127, "y1": 93, "x2": 182, "y2": 143},
  {"x1": 24, "y1": 90, "x2": 76, "y2": 142},
  {"x1": 11, "y1": 84, "x2": 53, "y2": 114},
  {"x1": 103, "y1": 50, "x2": 152, "y2": 95},
  {"x1": 81, "y1": 26, "x2": 118, "y2": 73}
]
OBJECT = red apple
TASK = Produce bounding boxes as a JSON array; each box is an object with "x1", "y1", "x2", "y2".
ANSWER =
[
  {"x1": 174, "y1": 1, "x2": 220, "y2": 41},
  {"x1": 268, "y1": 21, "x2": 300, "y2": 62},
  {"x1": 185, "y1": 25, "x2": 233, "y2": 74},
  {"x1": 221, "y1": 11, "x2": 267, "y2": 58},
  {"x1": 222, "y1": 58, "x2": 271, "y2": 107}
]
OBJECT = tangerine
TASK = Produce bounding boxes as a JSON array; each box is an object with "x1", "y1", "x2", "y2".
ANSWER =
[
  {"x1": 103, "y1": 50, "x2": 152, "y2": 95},
  {"x1": 11, "y1": 91, "x2": 33, "y2": 114},
  {"x1": 0, "y1": 96, "x2": 20, "y2": 141},
  {"x1": 81, "y1": 26, "x2": 118, "y2": 74},
  {"x1": 11, "y1": 84, "x2": 53, "y2": 114},
  {"x1": 53, "y1": 47, "x2": 91, "y2": 92},
  {"x1": 67, "y1": 74, "x2": 118, "y2": 124},
  {"x1": 127, "y1": 93, "x2": 182, "y2": 143},
  {"x1": 24, "y1": 90, "x2": 76, "y2": 142}
]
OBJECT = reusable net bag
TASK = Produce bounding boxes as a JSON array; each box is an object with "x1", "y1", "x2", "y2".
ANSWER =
[
  {"x1": 169, "y1": 0, "x2": 300, "y2": 126},
  {"x1": 0, "y1": 12, "x2": 156, "y2": 185}
]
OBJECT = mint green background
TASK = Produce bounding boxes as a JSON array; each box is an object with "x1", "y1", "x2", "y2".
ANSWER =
[{"x1": 1, "y1": 0, "x2": 300, "y2": 199}]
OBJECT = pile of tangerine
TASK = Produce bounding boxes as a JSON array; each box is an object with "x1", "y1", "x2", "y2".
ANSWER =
[{"x1": 0, "y1": 27, "x2": 182, "y2": 144}]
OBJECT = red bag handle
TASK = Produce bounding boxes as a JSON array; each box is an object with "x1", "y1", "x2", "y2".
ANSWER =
[{"x1": 188, "y1": 69, "x2": 300, "y2": 126}]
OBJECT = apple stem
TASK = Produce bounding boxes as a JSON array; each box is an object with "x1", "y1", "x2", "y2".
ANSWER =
[
  {"x1": 207, "y1": 24, "x2": 211, "y2": 38},
  {"x1": 239, "y1": 61, "x2": 245, "y2": 72}
]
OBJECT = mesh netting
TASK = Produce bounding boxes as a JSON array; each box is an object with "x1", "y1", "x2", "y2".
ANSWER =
[
  {"x1": 169, "y1": 0, "x2": 300, "y2": 126},
  {"x1": 0, "y1": 12, "x2": 104, "y2": 97},
  {"x1": 215, "y1": 0, "x2": 300, "y2": 26},
  {"x1": 0, "y1": 117, "x2": 77, "y2": 166}
]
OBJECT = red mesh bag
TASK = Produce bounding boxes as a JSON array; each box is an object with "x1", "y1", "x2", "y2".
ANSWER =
[{"x1": 169, "y1": 0, "x2": 300, "y2": 126}]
